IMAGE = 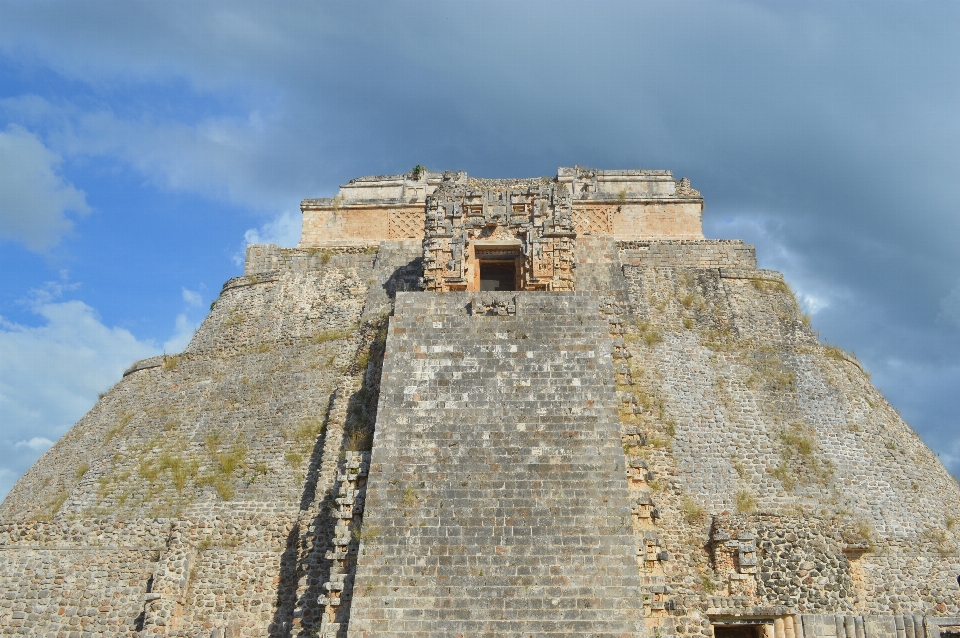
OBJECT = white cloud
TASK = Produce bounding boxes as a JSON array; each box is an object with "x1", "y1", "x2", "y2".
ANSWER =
[
  {"x1": 182, "y1": 288, "x2": 202, "y2": 307},
  {"x1": 798, "y1": 293, "x2": 830, "y2": 316},
  {"x1": 42, "y1": 100, "x2": 327, "y2": 218},
  {"x1": 0, "y1": 296, "x2": 158, "y2": 502},
  {"x1": 14, "y1": 437, "x2": 53, "y2": 451},
  {"x1": 163, "y1": 313, "x2": 201, "y2": 354},
  {"x1": 233, "y1": 210, "x2": 302, "y2": 266},
  {"x1": 243, "y1": 210, "x2": 301, "y2": 247},
  {"x1": 705, "y1": 211, "x2": 840, "y2": 319},
  {"x1": 0, "y1": 125, "x2": 89, "y2": 250},
  {"x1": 164, "y1": 287, "x2": 210, "y2": 353},
  {"x1": 1, "y1": 95, "x2": 307, "y2": 213}
]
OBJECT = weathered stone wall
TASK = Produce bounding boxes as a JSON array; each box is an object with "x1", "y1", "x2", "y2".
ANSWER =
[
  {"x1": 612, "y1": 202, "x2": 705, "y2": 240},
  {"x1": 300, "y1": 204, "x2": 427, "y2": 245},
  {"x1": 0, "y1": 248, "x2": 374, "y2": 522},
  {"x1": 0, "y1": 519, "x2": 167, "y2": 635},
  {"x1": 617, "y1": 263, "x2": 960, "y2": 538},
  {"x1": 710, "y1": 514, "x2": 857, "y2": 612},
  {"x1": 0, "y1": 242, "x2": 417, "y2": 636},
  {"x1": 0, "y1": 516, "x2": 304, "y2": 637},
  {"x1": 608, "y1": 260, "x2": 960, "y2": 638},
  {"x1": 618, "y1": 239, "x2": 757, "y2": 268},
  {"x1": 243, "y1": 244, "x2": 379, "y2": 276}
]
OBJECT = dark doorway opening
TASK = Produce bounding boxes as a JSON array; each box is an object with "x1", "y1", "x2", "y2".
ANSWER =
[
  {"x1": 714, "y1": 625, "x2": 766, "y2": 638},
  {"x1": 479, "y1": 261, "x2": 517, "y2": 291}
]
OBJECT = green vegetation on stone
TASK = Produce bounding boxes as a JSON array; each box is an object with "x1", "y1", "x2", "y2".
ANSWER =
[
  {"x1": 162, "y1": 355, "x2": 180, "y2": 372},
  {"x1": 310, "y1": 328, "x2": 351, "y2": 344},
  {"x1": 682, "y1": 496, "x2": 706, "y2": 524},
  {"x1": 735, "y1": 489, "x2": 757, "y2": 513},
  {"x1": 634, "y1": 321, "x2": 663, "y2": 346}
]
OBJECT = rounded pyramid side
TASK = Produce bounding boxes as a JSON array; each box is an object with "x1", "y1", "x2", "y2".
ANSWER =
[
  {"x1": 0, "y1": 248, "x2": 377, "y2": 522},
  {"x1": 615, "y1": 262, "x2": 960, "y2": 616}
]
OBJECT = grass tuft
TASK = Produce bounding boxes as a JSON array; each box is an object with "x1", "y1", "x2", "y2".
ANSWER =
[
  {"x1": 779, "y1": 423, "x2": 814, "y2": 457},
  {"x1": 682, "y1": 497, "x2": 706, "y2": 524},
  {"x1": 750, "y1": 278, "x2": 789, "y2": 293},
  {"x1": 635, "y1": 321, "x2": 663, "y2": 346},
  {"x1": 771, "y1": 460, "x2": 796, "y2": 491},
  {"x1": 162, "y1": 355, "x2": 180, "y2": 372},
  {"x1": 294, "y1": 417, "x2": 325, "y2": 444},
  {"x1": 402, "y1": 485, "x2": 417, "y2": 507},
  {"x1": 158, "y1": 453, "x2": 192, "y2": 491},
  {"x1": 354, "y1": 349, "x2": 371, "y2": 371},
  {"x1": 285, "y1": 451, "x2": 303, "y2": 468},
  {"x1": 776, "y1": 423, "x2": 833, "y2": 486},
  {"x1": 310, "y1": 328, "x2": 351, "y2": 344},
  {"x1": 215, "y1": 477, "x2": 234, "y2": 501},
  {"x1": 138, "y1": 459, "x2": 160, "y2": 482},
  {"x1": 824, "y1": 345, "x2": 847, "y2": 361},
  {"x1": 731, "y1": 459, "x2": 746, "y2": 478},
  {"x1": 746, "y1": 348, "x2": 796, "y2": 392},
  {"x1": 41, "y1": 491, "x2": 70, "y2": 520},
  {"x1": 216, "y1": 444, "x2": 247, "y2": 475},
  {"x1": 735, "y1": 489, "x2": 757, "y2": 514},
  {"x1": 700, "y1": 572, "x2": 717, "y2": 593},
  {"x1": 346, "y1": 428, "x2": 373, "y2": 451},
  {"x1": 700, "y1": 326, "x2": 736, "y2": 351},
  {"x1": 359, "y1": 524, "x2": 380, "y2": 542}
]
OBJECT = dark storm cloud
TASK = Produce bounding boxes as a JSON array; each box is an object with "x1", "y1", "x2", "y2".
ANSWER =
[{"x1": 1, "y1": 0, "x2": 958, "y2": 471}]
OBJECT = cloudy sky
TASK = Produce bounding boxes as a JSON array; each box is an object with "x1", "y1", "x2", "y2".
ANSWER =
[{"x1": 1, "y1": 1, "x2": 958, "y2": 499}]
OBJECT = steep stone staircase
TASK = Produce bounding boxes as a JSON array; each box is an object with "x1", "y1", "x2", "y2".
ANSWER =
[{"x1": 347, "y1": 291, "x2": 645, "y2": 637}]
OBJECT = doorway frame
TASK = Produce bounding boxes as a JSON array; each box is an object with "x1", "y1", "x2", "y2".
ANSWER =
[{"x1": 468, "y1": 240, "x2": 525, "y2": 292}]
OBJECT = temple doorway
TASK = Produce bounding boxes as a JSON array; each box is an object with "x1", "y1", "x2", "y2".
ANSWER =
[{"x1": 479, "y1": 260, "x2": 517, "y2": 291}]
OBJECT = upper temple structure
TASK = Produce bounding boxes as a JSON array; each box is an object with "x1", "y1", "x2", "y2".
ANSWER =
[
  {"x1": 1, "y1": 167, "x2": 958, "y2": 638},
  {"x1": 301, "y1": 167, "x2": 705, "y2": 291}
]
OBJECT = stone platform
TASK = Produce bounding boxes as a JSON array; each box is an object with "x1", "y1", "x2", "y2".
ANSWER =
[{"x1": 347, "y1": 291, "x2": 645, "y2": 637}]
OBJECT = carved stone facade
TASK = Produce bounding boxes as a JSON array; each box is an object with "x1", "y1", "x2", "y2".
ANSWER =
[
  {"x1": 421, "y1": 172, "x2": 576, "y2": 292},
  {"x1": 299, "y1": 166, "x2": 706, "y2": 248}
]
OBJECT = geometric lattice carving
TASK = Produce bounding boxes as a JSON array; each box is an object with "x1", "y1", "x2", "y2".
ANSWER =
[
  {"x1": 388, "y1": 210, "x2": 425, "y2": 239},
  {"x1": 572, "y1": 206, "x2": 613, "y2": 236}
]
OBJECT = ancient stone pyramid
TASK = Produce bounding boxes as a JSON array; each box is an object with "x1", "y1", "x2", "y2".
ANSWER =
[{"x1": 2, "y1": 167, "x2": 958, "y2": 638}]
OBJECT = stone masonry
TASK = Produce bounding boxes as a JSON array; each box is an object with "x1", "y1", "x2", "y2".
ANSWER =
[{"x1": 1, "y1": 168, "x2": 958, "y2": 638}]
